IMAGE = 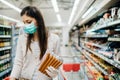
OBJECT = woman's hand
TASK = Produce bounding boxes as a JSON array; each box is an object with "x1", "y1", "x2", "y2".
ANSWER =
[
  {"x1": 9, "y1": 77, "x2": 16, "y2": 80},
  {"x1": 45, "y1": 66, "x2": 58, "y2": 78}
]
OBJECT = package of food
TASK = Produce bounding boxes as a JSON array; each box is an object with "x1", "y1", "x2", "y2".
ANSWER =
[{"x1": 39, "y1": 52, "x2": 63, "y2": 76}]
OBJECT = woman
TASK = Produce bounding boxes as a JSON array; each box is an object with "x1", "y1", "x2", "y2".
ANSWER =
[{"x1": 10, "y1": 6, "x2": 61, "y2": 80}]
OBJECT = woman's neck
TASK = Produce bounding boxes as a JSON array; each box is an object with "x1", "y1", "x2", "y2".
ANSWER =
[{"x1": 33, "y1": 31, "x2": 38, "y2": 41}]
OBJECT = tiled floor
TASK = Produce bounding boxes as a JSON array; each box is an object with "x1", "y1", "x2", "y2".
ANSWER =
[{"x1": 59, "y1": 46, "x2": 89, "y2": 80}]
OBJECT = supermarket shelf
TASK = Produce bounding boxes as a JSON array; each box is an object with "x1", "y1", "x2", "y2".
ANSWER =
[
  {"x1": 83, "y1": 41, "x2": 107, "y2": 49},
  {"x1": 0, "y1": 68, "x2": 11, "y2": 77},
  {"x1": 0, "y1": 46, "x2": 12, "y2": 51},
  {"x1": 108, "y1": 19, "x2": 120, "y2": 28},
  {"x1": 0, "y1": 24, "x2": 11, "y2": 28},
  {"x1": 82, "y1": 50, "x2": 108, "y2": 75},
  {"x1": 87, "y1": 24, "x2": 106, "y2": 32},
  {"x1": 108, "y1": 37, "x2": 120, "y2": 41},
  {"x1": 81, "y1": 34, "x2": 108, "y2": 38},
  {"x1": 90, "y1": 19, "x2": 120, "y2": 31},
  {"x1": 0, "y1": 58, "x2": 11, "y2": 64},
  {"x1": 0, "y1": 35, "x2": 11, "y2": 38},
  {"x1": 82, "y1": 46, "x2": 120, "y2": 69},
  {"x1": 85, "y1": 62, "x2": 96, "y2": 80},
  {"x1": 115, "y1": 28, "x2": 120, "y2": 31}
]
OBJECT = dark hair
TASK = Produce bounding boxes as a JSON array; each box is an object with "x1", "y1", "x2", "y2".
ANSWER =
[{"x1": 21, "y1": 6, "x2": 48, "y2": 60}]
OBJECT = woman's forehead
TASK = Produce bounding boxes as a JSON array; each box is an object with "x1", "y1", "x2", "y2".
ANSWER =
[{"x1": 22, "y1": 15, "x2": 33, "y2": 21}]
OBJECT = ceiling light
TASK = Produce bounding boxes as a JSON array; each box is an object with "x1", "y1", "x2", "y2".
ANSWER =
[
  {"x1": 56, "y1": 14, "x2": 62, "y2": 22},
  {"x1": 68, "y1": 0, "x2": 80, "y2": 24},
  {"x1": 0, "y1": 14, "x2": 20, "y2": 23},
  {"x1": 70, "y1": 0, "x2": 93, "y2": 27},
  {"x1": 0, "y1": 0, "x2": 21, "y2": 12},
  {"x1": 51, "y1": 0, "x2": 59, "y2": 13},
  {"x1": 82, "y1": 6, "x2": 94, "y2": 19}
]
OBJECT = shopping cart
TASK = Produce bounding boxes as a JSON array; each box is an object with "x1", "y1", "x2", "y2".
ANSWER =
[{"x1": 58, "y1": 55, "x2": 87, "y2": 80}]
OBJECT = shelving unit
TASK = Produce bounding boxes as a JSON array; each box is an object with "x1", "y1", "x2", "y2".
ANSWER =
[
  {"x1": 82, "y1": 46, "x2": 120, "y2": 69},
  {"x1": 81, "y1": 34, "x2": 108, "y2": 38},
  {"x1": 0, "y1": 68, "x2": 11, "y2": 78},
  {"x1": 85, "y1": 62, "x2": 96, "y2": 80},
  {"x1": 79, "y1": 48, "x2": 108, "y2": 75},
  {"x1": 0, "y1": 25, "x2": 11, "y2": 29},
  {"x1": 84, "y1": 52, "x2": 108, "y2": 75},
  {"x1": 89, "y1": 19, "x2": 120, "y2": 32},
  {"x1": 0, "y1": 46, "x2": 11, "y2": 51},
  {"x1": 108, "y1": 37, "x2": 120, "y2": 41},
  {"x1": 0, "y1": 24, "x2": 12, "y2": 79},
  {"x1": 0, "y1": 35, "x2": 11, "y2": 38},
  {"x1": 70, "y1": 1, "x2": 120, "y2": 80},
  {"x1": 81, "y1": 41, "x2": 108, "y2": 49},
  {"x1": 0, "y1": 58, "x2": 11, "y2": 64}
]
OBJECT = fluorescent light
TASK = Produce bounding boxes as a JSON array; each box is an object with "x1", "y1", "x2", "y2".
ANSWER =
[
  {"x1": 0, "y1": 0, "x2": 21, "y2": 12},
  {"x1": 57, "y1": 14, "x2": 62, "y2": 22},
  {"x1": 0, "y1": 14, "x2": 20, "y2": 23},
  {"x1": 82, "y1": 6, "x2": 94, "y2": 18},
  {"x1": 51, "y1": 0, "x2": 59, "y2": 12},
  {"x1": 68, "y1": 0, "x2": 80, "y2": 24}
]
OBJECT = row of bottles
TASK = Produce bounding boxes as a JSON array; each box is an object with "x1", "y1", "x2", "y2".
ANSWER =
[
  {"x1": 0, "y1": 21, "x2": 12, "y2": 79},
  {"x1": 0, "y1": 39, "x2": 11, "y2": 48},
  {"x1": 0, "y1": 27, "x2": 11, "y2": 35},
  {"x1": 0, "y1": 60, "x2": 11, "y2": 73},
  {"x1": 0, "y1": 49, "x2": 11, "y2": 60},
  {"x1": 0, "y1": 71, "x2": 11, "y2": 79}
]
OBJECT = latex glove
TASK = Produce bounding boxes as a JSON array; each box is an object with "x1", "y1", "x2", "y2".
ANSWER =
[{"x1": 45, "y1": 66, "x2": 58, "y2": 78}]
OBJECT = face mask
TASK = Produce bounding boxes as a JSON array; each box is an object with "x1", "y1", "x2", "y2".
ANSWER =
[{"x1": 24, "y1": 22, "x2": 37, "y2": 34}]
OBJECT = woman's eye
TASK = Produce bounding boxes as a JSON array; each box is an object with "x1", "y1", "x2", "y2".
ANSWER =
[{"x1": 27, "y1": 22, "x2": 31, "y2": 24}]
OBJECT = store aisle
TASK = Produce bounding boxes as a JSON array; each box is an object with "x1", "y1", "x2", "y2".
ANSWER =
[{"x1": 60, "y1": 46, "x2": 88, "y2": 80}]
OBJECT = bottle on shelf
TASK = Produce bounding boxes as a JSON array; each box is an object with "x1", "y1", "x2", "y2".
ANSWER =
[
  {"x1": 0, "y1": 60, "x2": 11, "y2": 73},
  {"x1": 0, "y1": 62, "x2": 3, "y2": 73},
  {"x1": 0, "y1": 49, "x2": 11, "y2": 60},
  {"x1": 0, "y1": 27, "x2": 3, "y2": 35},
  {"x1": 0, "y1": 39, "x2": 11, "y2": 48}
]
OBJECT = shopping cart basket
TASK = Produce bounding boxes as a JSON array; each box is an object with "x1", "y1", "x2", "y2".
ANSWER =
[{"x1": 58, "y1": 55, "x2": 87, "y2": 80}]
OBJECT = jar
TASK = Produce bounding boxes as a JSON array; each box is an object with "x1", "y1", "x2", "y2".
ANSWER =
[{"x1": 111, "y1": 7, "x2": 118, "y2": 20}]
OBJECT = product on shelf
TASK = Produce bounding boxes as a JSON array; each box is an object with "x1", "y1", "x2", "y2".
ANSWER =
[
  {"x1": 103, "y1": 13, "x2": 111, "y2": 20},
  {"x1": 98, "y1": 50, "x2": 114, "y2": 59},
  {"x1": 114, "y1": 48, "x2": 120, "y2": 63},
  {"x1": 89, "y1": 53, "x2": 114, "y2": 73},
  {"x1": 79, "y1": 27, "x2": 85, "y2": 33},
  {"x1": 86, "y1": 61, "x2": 105, "y2": 80},
  {"x1": 109, "y1": 73, "x2": 120, "y2": 80},
  {"x1": 110, "y1": 7, "x2": 118, "y2": 20},
  {"x1": 0, "y1": 60, "x2": 11, "y2": 73},
  {"x1": 0, "y1": 27, "x2": 11, "y2": 35},
  {"x1": 0, "y1": 49, "x2": 11, "y2": 60},
  {"x1": 0, "y1": 18, "x2": 4, "y2": 25},
  {"x1": 0, "y1": 39, "x2": 11, "y2": 48},
  {"x1": 117, "y1": 8, "x2": 120, "y2": 19}
]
